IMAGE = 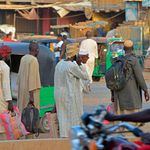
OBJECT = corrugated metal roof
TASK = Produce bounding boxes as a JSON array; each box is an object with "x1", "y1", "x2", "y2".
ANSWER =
[
  {"x1": 0, "y1": 1, "x2": 91, "y2": 10},
  {"x1": 124, "y1": 0, "x2": 142, "y2": 1}
]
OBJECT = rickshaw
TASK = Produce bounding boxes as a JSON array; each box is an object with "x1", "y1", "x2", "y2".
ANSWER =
[{"x1": 0, "y1": 42, "x2": 56, "y2": 132}]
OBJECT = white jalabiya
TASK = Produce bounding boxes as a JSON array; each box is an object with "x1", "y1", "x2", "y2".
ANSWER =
[
  {"x1": 54, "y1": 60, "x2": 90, "y2": 137},
  {"x1": 80, "y1": 39, "x2": 98, "y2": 82},
  {"x1": 0, "y1": 60, "x2": 12, "y2": 134}
]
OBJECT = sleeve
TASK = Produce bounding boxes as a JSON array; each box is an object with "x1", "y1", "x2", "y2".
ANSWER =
[
  {"x1": 28, "y1": 58, "x2": 41, "y2": 92},
  {"x1": 81, "y1": 79, "x2": 91, "y2": 93},
  {"x1": 133, "y1": 58, "x2": 147, "y2": 91},
  {"x1": 2, "y1": 63, "x2": 12, "y2": 101},
  {"x1": 60, "y1": 43, "x2": 66, "y2": 58},
  {"x1": 69, "y1": 63, "x2": 90, "y2": 81},
  {"x1": 57, "y1": 41, "x2": 63, "y2": 48}
]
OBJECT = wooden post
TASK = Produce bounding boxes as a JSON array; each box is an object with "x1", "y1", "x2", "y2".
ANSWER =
[
  {"x1": 13, "y1": 13, "x2": 16, "y2": 28},
  {"x1": 31, "y1": 0, "x2": 36, "y2": 5},
  {"x1": 6, "y1": 0, "x2": 11, "y2": 4},
  {"x1": 148, "y1": 9, "x2": 150, "y2": 42},
  {"x1": 36, "y1": 8, "x2": 39, "y2": 35}
]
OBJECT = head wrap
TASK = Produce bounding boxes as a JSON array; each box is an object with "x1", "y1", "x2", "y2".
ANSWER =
[
  {"x1": 79, "y1": 48, "x2": 89, "y2": 55},
  {"x1": 66, "y1": 43, "x2": 79, "y2": 58},
  {"x1": 0, "y1": 45, "x2": 12, "y2": 58},
  {"x1": 124, "y1": 40, "x2": 133, "y2": 48}
]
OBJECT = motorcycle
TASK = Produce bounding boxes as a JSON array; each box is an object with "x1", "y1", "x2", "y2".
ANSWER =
[{"x1": 70, "y1": 106, "x2": 143, "y2": 150}]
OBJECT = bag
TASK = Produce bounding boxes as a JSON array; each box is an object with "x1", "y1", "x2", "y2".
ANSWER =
[
  {"x1": 0, "y1": 106, "x2": 29, "y2": 140},
  {"x1": 46, "y1": 112, "x2": 59, "y2": 138},
  {"x1": 21, "y1": 104, "x2": 39, "y2": 135},
  {"x1": 106, "y1": 103, "x2": 115, "y2": 114},
  {"x1": 105, "y1": 57, "x2": 128, "y2": 91}
]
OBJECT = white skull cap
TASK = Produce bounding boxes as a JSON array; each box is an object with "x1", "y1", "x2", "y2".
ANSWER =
[{"x1": 79, "y1": 48, "x2": 89, "y2": 55}]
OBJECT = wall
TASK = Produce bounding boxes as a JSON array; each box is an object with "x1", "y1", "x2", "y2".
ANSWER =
[
  {"x1": 42, "y1": 8, "x2": 51, "y2": 35},
  {"x1": 0, "y1": 139, "x2": 71, "y2": 150}
]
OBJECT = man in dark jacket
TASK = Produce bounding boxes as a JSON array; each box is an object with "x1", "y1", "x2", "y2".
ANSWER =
[{"x1": 111, "y1": 40, "x2": 149, "y2": 114}]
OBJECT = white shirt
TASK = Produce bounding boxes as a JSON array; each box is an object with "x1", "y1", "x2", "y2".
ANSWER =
[
  {"x1": 55, "y1": 41, "x2": 63, "y2": 57},
  {"x1": 80, "y1": 39, "x2": 98, "y2": 59}
]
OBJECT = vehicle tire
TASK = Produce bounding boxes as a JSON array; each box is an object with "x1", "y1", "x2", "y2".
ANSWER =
[
  {"x1": 92, "y1": 76, "x2": 100, "y2": 82},
  {"x1": 39, "y1": 115, "x2": 50, "y2": 133}
]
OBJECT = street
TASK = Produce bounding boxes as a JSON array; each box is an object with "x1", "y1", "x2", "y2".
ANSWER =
[{"x1": 37, "y1": 72, "x2": 150, "y2": 139}]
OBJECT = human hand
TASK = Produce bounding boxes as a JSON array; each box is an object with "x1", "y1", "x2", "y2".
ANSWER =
[
  {"x1": 111, "y1": 96, "x2": 114, "y2": 102},
  {"x1": 144, "y1": 90, "x2": 149, "y2": 101},
  {"x1": 29, "y1": 91, "x2": 34, "y2": 104},
  {"x1": 7, "y1": 101, "x2": 14, "y2": 112},
  {"x1": 105, "y1": 112, "x2": 115, "y2": 121}
]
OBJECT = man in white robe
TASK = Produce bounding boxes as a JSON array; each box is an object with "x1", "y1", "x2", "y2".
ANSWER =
[
  {"x1": 54, "y1": 47, "x2": 90, "y2": 137},
  {"x1": 0, "y1": 46, "x2": 13, "y2": 140},
  {"x1": 80, "y1": 31, "x2": 98, "y2": 82}
]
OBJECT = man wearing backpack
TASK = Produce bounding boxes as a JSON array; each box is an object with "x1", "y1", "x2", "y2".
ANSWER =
[{"x1": 111, "y1": 40, "x2": 149, "y2": 114}]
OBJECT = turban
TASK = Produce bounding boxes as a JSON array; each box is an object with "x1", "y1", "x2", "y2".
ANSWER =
[
  {"x1": 66, "y1": 43, "x2": 79, "y2": 58},
  {"x1": 0, "y1": 45, "x2": 12, "y2": 58},
  {"x1": 124, "y1": 40, "x2": 133, "y2": 48}
]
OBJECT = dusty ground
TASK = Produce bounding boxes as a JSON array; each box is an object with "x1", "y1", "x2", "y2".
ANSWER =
[
  {"x1": 83, "y1": 71, "x2": 150, "y2": 141},
  {"x1": 36, "y1": 71, "x2": 150, "y2": 139}
]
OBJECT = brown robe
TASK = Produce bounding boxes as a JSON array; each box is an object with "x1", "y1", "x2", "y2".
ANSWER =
[{"x1": 17, "y1": 54, "x2": 41, "y2": 113}]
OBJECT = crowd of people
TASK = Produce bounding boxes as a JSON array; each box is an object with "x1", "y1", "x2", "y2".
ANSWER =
[{"x1": 0, "y1": 29, "x2": 149, "y2": 141}]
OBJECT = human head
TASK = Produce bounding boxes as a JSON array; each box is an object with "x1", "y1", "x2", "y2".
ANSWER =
[
  {"x1": 110, "y1": 22, "x2": 118, "y2": 30},
  {"x1": 29, "y1": 41, "x2": 39, "y2": 57},
  {"x1": 124, "y1": 40, "x2": 133, "y2": 53},
  {"x1": 57, "y1": 34, "x2": 63, "y2": 41},
  {"x1": 63, "y1": 35, "x2": 67, "y2": 40},
  {"x1": 50, "y1": 31, "x2": 54, "y2": 36},
  {"x1": 77, "y1": 48, "x2": 89, "y2": 64},
  {"x1": 6, "y1": 32, "x2": 12, "y2": 38},
  {"x1": 0, "y1": 45, "x2": 12, "y2": 61},
  {"x1": 85, "y1": 31, "x2": 92, "y2": 39}
]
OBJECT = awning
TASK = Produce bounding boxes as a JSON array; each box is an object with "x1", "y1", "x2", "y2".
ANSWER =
[
  {"x1": 17, "y1": 8, "x2": 39, "y2": 20},
  {"x1": 0, "y1": 1, "x2": 92, "y2": 18}
]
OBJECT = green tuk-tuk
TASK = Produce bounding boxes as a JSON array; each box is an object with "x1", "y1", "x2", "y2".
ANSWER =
[
  {"x1": 0, "y1": 42, "x2": 56, "y2": 132},
  {"x1": 92, "y1": 37, "x2": 124, "y2": 81}
]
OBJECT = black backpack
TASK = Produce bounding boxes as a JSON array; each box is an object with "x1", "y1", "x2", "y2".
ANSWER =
[
  {"x1": 105, "y1": 56, "x2": 128, "y2": 91},
  {"x1": 21, "y1": 104, "x2": 40, "y2": 135}
]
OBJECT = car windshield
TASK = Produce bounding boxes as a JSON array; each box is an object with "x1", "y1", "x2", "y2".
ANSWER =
[{"x1": 110, "y1": 43, "x2": 124, "y2": 53}]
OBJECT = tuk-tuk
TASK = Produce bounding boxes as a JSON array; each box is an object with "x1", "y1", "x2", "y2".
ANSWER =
[
  {"x1": 92, "y1": 37, "x2": 124, "y2": 81},
  {"x1": 0, "y1": 42, "x2": 56, "y2": 132}
]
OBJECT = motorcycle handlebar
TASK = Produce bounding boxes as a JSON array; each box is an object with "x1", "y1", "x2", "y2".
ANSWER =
[{"x1": 108, "y1": 122, "x2": 143, "y2": 137}]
